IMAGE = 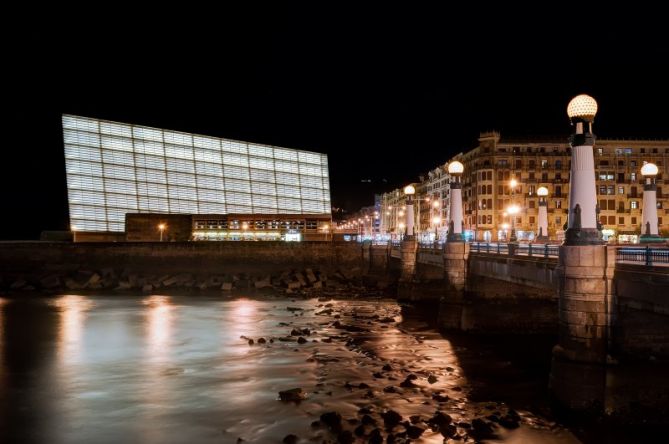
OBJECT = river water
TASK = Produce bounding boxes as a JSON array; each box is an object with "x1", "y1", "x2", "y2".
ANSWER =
[{"x1": 0, "y1": 295, "x2": 649, "y2": 443}]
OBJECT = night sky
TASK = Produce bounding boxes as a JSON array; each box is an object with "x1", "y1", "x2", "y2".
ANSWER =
[{"x1": 3, "y1": 8, "x2": 668, "y2": 239}]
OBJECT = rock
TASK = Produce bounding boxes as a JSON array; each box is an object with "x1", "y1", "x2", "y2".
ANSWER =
[
  {"x1": 162, "y1": 275, "x2": 178, "y2": 286},
  {"x1": 378, "y1": 317, "x2": 395, "y2": 323},
  {"x1": 320, "y1": 411, "x2": 342, "y2": 431},
  {"x1": 406, "y1": 424, "x2": 425, "y2": 439},
  {"x1": 65, "y1": 278, "x2": 85, "y2": 290},
  {"x1": 257, "y1": 338, "x2": 266, "y2": 344},
  {"x1": 427, "y1": 412, "x2": 452, "y2": 428},
  {"x1": 254, "y1": 276, "x2": 271, "y2": 289},
  {"x1": 432, "y1": 393, "x2": 449, "y2": 402},
  {"x1": 305, "y1": 269, "x2": 318, "y2": 283},
  {"x1": 290, "y1": 329, "x2": 301, "y2": 336},
  {"x1": 337, "y1": 430, "x2": 354, "y2": 443},
  {"x1": 470, "y1": 418, "x2": 495, "y2": 439},
  {"x1": 85, "y1": 273, "x2": 101, "y2": 288},
  {"x1": 409, "y1": 415, "x2": 421, "y2": 424},
  {"x1": 382, "y1": 363, "x2": 392, "y2": 371},
  {"x1": 278, "y1": 388, "x2": 306, "y2": 402},
  {"x1": 373, "y1": 372, "x2": 383, "y2": 378},
  {"x1": 399, "y1": 376, "x2": 417, "y2": 388},
  {"x1": 440, "y1": 424, "x2": 457, "y2": 438},
  {"x1": 312, "y1": 281, "x2": 323, "y2": 289},
  {"x1": 381, "y1": 410, "x2": 402, "y2": 428},
  {"x1": 142, "y1": 284, "x2": 153, "y2": 293},
  {"x1": 286, "y1": 306, "x2": 303, "y2": 312},
  {"x1": 368, "y1": 429, "x2": 383, "y2": 444},
  {"x1": 221, "y1": 282, "x2": 233, "y2": 291},
  {"x1": 427, "y1": 374, "x2": 438, "y2": 384},
  {"x1": 498, "y1": 414, "x2": 520, "y2": 429},
  {"x1": 282, "y1": 434, "x2": 298, "y2": 444},
  {"x1": 383, "y1": 386, "x2": 398, "y2": 393},
  {"x1": 361, "y1": 414, "x2": 376, "y2": 425},
  {"x1": 40, "y1": 275, "x2": 61, "y2": 289},
  {"x1": 354, "y1": 424, "x2": 365, "y2": 436},
  {"x1": 287, "y1": 281, "x2": 301, "y2": 290},
  {"x1": 10, "y1": 279, "x2": 27, "y2": 290},
  {"x1": 297, "y1": 337, "x2": 307, "y2": 344},
  {"x1": 311, "y1": 420, "x2": 321, "y2": 428},
  {"x1": 248, "y1": 339, "x2": 254, "y2": 345},
  {"x1": 358, "y1": 406, "x2": 373, "y2": 415}
]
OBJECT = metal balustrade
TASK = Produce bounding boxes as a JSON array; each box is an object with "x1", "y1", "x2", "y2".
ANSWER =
[
  {"x1": 616, "y1": 247, "x2": 669, "y2": 266},
  {"x1": 470, "y1": 242, "x2": 559, "y2": 258}
]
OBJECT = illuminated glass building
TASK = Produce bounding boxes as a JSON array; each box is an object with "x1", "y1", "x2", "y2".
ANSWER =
[{"x1": 63, "y1": 115, "x2": 331, "y2": 237}]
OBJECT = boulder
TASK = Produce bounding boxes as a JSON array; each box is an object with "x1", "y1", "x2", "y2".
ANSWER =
[{"x1": 278, "y1": 388, "x2": 306, "y2": 402}]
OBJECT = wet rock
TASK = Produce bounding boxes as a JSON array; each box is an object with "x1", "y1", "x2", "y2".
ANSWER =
[
  {"x1": 278, "y1": 388, "x2": 306, "y2": 402},
  {"x1": 427, "y1": 374, "x2": 438, "y2": 384},
  {"x1": 378, "y1": 317, "x2": 395, "y2": 323},
  {"x1": 381, "y1": 409, "x2": 402, "y2": 428},
  {"x1": 361, "y1": 414, "x2": 376, "y2": 425},
  {"x1": 311, "y1": 420, "x2": 321, "y2": 428},
  {"x1": 432, "y1": 393, "x2": 449, "y2": 402},
  {"x1": 320, "y1": 411, "x2": 343, "y2": 431},
  {"x1": 383, "y1": 386, "x2": 398, "y2": 393},
  {"x1": 440, "y1": 424, "x2": 457, "y2": 438},
  {"x1": 269, "y1": 338, "x2": 274, "y2": 343},
  {"x1": 354, "y1": 424, "x2": 365, "y2": 436},
  {"x1": 498, "y1": 414, "x2": 520, "y2": 429},
  {"x1": 409, "y1": 415, "x2": 421, "y2": 424},
  {"x1": 470, "y1": 418, "x2": 495, "y2": 439},
  {"x1": 286, "y1": 306, "x2": 303, "y2": 312},
  {"x1": 445, "y1": 366, "x2": 454, "y2": 372},
  {"x1": 457, "y1": 421, "x2": 471, "y2": 429},
  {"x1": 247, "y1": 339, "x2": 254, "y2": 346},
  {"x1": 290, "y1": 329, "x2": 301, "y2": 336},
  {"x1": 382, "y1": 363, "x2": 392, "y2": 371},
  {"x1": 39, "y1": 275, "x2": 61, "y2": 289},
  {"x1": 337, "y1": 430, "x2": 354, "y2": 444},
  {"x1": 451, "y1": 386, "x2": 462, "y2": 392},
  {"x1": 282, "y1": 434, "x2": 298, "y2": 444},
  {"x1": 399, "y1": 376, "x2": 417, "y2": 388},
  {"x1": 316, "y1": 308, "x2": 333, "y2": 315},
  {"x1": 373, "y1": 372, "x2": 384, "y2": 378},
  {"x1": 347, "y1": 418, "x2": 359, "y2": 425},
  {"x1": 297, "y1": 336, "x2": 307, "y2": 344},
  {"x1": 358, "y1": 406, "x2": 373, "y2": 415},
  {"x1": 405, "y1": 424, "x2": 425, "y2": 439},
  {"x1": 368, "y1": 429, "x2": 383, "y2": 444},
  {"x1": 427, "y1": 412, "x2": 452, "y2": 429},
  {"x1": 257, "y1": 337, "x2": 266, "y2": 344}
]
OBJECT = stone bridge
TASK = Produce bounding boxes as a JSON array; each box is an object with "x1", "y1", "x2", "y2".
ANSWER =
[{"x1": 363, "y1": 239, "x2": 669, "y2": 420}]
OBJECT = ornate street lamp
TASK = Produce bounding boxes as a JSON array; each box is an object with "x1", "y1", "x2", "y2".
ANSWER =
[
  {"x1": 507, "y1": 204, "x2": 520, "y2": 242},
  {"x1": 158, "y1": 223, "x2": 166, "y2": 242},
  {"x1": 403, "y1": 184, "x2": 416, "y2": 237},
  {"x1": 640, "y1": 162, "x2": 661, "y2": 242},
  {"x1": 565, "y1": 94, "x2": 603, "y2": 245},
  {"x1": 447, "y1": 161, "x2": 464, "y2": 242},
  {"x1": 537, "y1": 186, "x2": 549, "y2": 242}
]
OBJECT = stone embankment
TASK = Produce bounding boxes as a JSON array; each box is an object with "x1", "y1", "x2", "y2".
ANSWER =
[{"x1": 0, "y1": 266, "x2": 391, "y2": 298}]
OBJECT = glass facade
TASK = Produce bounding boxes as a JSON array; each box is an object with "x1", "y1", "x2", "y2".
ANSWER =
[{"x1": 63, "y1": 115, "x2": 331, "y2": 232}]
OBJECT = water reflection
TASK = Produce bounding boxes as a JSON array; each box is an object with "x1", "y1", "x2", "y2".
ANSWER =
[
  {"x1": 143, "y1": 295, "x2": 174, "y2": 361},
  {"x1": 51, "y1": 295, "x2": 94, "y2": 364}
]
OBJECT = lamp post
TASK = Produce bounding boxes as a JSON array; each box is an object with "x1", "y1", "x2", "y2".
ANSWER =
[
  {"x1": 447, "y1": 161, "x2": 464, "y2": 242},
  {"x1": 158, "y1": 223, "x2": 166, "y2": 242},
  {"x1": 501, "y1": 223, "x2": 510, "y2": 241},
  {"x1": 565, "y1": 94, "x2": 603, "y2": 245},
  {"x1": 640, "y1": 162, "x2": 661, "y2": 242},
  {"x1": 403, "y1": 185, "x2": 416, "y2": 237},
  {"x1": 537, "y1": 186, "x2": 549, "y2": 242},
  {"x1": 507, "y1": 204, "x2": 520, "y2": 242}
]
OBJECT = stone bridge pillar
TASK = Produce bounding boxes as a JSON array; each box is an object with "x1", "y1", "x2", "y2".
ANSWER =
[
  {"x1": 550, "y1": 245, "x2": 615, "y2": 411},
  {"x1": 438, "y1": 241, "x2": 469, "y2": 329},
  {"x1": 397, "y1": 236, "x2": 418, "y2": 299}
]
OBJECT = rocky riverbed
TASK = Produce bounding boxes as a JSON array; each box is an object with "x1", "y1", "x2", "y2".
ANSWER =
[{"x1": 0, "y1": 294, "x2": 596, "y2": 443}]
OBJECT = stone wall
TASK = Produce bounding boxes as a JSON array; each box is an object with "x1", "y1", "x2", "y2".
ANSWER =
[{"x1": 0, "y1": 241, "x2": 365, "y2": 293}]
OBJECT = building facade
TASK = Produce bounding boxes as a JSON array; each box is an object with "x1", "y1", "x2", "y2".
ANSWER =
[
  {"x1": 63, "y1": 115, "x2": 331, "y2": 234},
  {"x1": 380, "y1": 132, "x2": 669, "y2": 243}
]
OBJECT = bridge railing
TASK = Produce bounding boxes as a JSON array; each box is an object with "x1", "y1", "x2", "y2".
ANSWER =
[
  {"x1": 616, "y1": 246, "x2": 669, "y2": 267},
  {"x1": 470, "y1": 242, "x2": 559, "y2": 259}
]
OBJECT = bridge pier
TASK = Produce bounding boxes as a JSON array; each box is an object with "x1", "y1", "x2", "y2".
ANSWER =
[
  {"x1": 397, "y1": 237, "x2": 418, "y2": 299},
  {"x1": 550, "y1": 243, "x2": 615, "y2": 412},
  {"x1": 438, "y1": 241, "x2": 469, "y2": 329}
]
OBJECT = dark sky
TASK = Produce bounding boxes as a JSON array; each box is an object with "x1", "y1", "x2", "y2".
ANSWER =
[{"x1": 3, "y1": 7, "x2": 668, "y2": 239}]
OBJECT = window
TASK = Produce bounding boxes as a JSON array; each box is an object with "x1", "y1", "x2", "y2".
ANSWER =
[
  {"x1": 529, "y1": 216, "x2": 535, "y2": 224},
  {"x1": 618, "y1": 160, "x2": 624, "y2": 167},
  {"x1": 631, "y1": 161, "x2": 637, "y2": 167},
  {"x1": 529, "y1": 160, "x2": 536, "y2": 169},
  {"x1": 487, "y1": 198, "x2": 493, "y2": 209},
  {"x1": 632, "y1": 217, "x2": 637, "y2": 225},
  {"x1": 617, "y1": 173, "x2": 625, "y2": 182},
  {"x1": 556, "y1": 173, "x2": 562, "y2": 180},
  {"x1": 607, "y1": 185, "x2": 614, "y2": 195},
  {"x1": 541, "y1": 172, "x2": 548, "y2": 181},
  {"x1": 529, "y1": 172, "x2": 535, "y2": 180},
  {"x1": 555, "y1": 186, "x2": 562, "y2": 197},
  {"x1": 555, "y1": 160, "x2": 562, "y2": 169},
  {"x1": 515, "y1": 160, "x2": 522, "y2": 169},
  {"x1": 608, "y1": 216, "x2": 615, "y2": 225},
  {"x1": 658, "y1": 202, "x2": 663, "y2": 209},
  {"x1": 631, "y1": 172, "x2": 637, "y2": 181},
  {"x1": 599, "y1": 186, "x2": 607, "y2": 195},
  {"x1": 597, "y1": 148, "x2": 603, "y2": 155},
  {"x1": 600, "y1": 216, "x2": 607, "y2": 225},
  {"x1": 556, "y1": 216, "x2": 561, "y2": 225},
  {"x1": 529, "y1": 200, "x2": 535, "y2": 209},
  {"x1": 618, "y1": 217, "x2": 624, "y2": 225},
  {"x1": 487, "y1": 215, "x2": 492, "y2": 224},
  {"x1": 541, "y1": 159, "x2": 548, "y2": 168},
  {"x1": 556, "y1": 200, "x2": 562, "y2": 209},
  {"x1": 529, "y1": 185, "x2": 536, "y2": 195},
  {"x1": 631, "y1": 186, "x2": 638, "y2": 197},
  {"x1": 618, "y1": 186, "x2": 624, "y2": 194},
  {"x1": 631, "y1": 201, "x2": 639, "y2": 209}
]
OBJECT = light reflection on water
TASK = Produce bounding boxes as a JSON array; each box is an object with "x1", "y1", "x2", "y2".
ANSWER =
[{"x1": 0, "y1": 295, "x2": 588, "y2": 444}]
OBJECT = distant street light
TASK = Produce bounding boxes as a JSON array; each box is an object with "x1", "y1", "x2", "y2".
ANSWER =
[
  {"x1": 537, "y1": 186, "x2": 549, "y2": 241},
  {"x1": 158, "y1": 223, "x2": 166, "y2": 242},
  {"x1": 507, "y1": 204, "x2": 520, "y2": 242},
  {"x1": 640, "y1": 162, "x2": 661, "y2": 242}
]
